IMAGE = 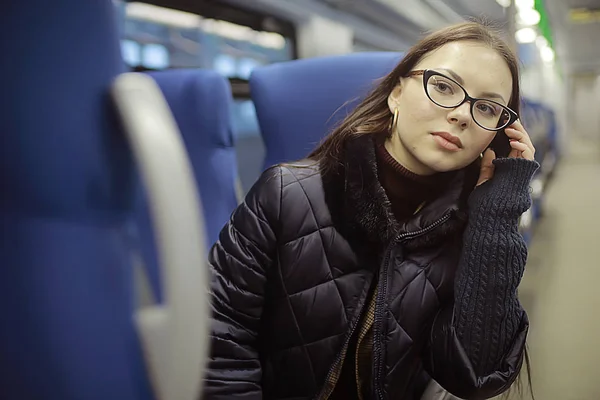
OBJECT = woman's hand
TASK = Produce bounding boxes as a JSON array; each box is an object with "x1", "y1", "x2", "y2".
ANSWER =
[
  {"x1": 505, "y1": 120, "x2": 536, "y2": 160},
  {"x1": 476, "y1": 121, "x2": 536, "y2": 186}
]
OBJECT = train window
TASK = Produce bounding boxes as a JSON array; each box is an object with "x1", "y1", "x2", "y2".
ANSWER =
[
  {"x1": 213, "y1": 54, "x2": 237, "y2": 78},
  {"x1": 117, "y1": 2, "x2": 294, "y2": 73},
  {"x1": 115, "y1": 1, "x2": 296, "y2": 193},
  {"x1": 142, "y1": 43, "x2": 170, "y2": 69},
  {"x1": 238, "y1": 58, "x2": 261, "y2": 80},
  {"x1": 121, "y1": 39, "x2": 141, "y2": 67}
]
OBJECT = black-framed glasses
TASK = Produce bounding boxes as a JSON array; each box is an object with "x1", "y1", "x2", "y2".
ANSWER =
[{"x1": 407, "y1": 69, "x2": 518, "y2": 131}]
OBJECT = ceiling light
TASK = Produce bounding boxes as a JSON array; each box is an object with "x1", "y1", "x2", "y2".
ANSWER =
[
  {"x1": 518, "y1": 8, "x2": 541, "y2": 26},
  {"x1": 200, "y1": 19, "x2": 286, "y2": 50},
  {"x1": 535, "y1": 36, "x2": 548, "y2": 48},
  {"x1": 515, "y1": 27, "x2": 537, "y2": 43},
  {"x1": 496, "y1": 0, "x2": 511, "y2": 8},
  {"x1": 515, "y1": 0, "x2": 534, "y2": 10},
  {"x1": 126, "y1": 2, "x2": 201, "y2": 29},
  {"x1": 541, "y1": 46, "x2": 555, "y2": 62}
]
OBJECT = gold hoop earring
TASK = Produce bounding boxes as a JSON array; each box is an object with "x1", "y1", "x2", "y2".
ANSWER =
[{"x1": 389, "y1": 108, "x2": 399, "y2": 134}]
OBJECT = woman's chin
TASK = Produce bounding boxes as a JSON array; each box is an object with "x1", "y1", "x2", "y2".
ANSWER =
[{"x1": 419, "y1": 155, "x2": 475, "y2": 174}]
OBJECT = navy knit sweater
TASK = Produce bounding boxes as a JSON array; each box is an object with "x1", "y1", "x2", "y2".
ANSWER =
[{"x1": 453, "y1": 157, "x2": 539, "y2": 375}]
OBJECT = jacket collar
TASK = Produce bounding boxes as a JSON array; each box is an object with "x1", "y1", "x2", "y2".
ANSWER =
[{"x1": 321, "y1": 134, "x2": 479, "y2": 251}]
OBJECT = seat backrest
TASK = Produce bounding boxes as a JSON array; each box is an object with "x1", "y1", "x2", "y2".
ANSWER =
[
  {"x1": 149, "y1": 70, "x2": 238, "y2": 245},
  {"x1": 0, "y1": 1, "x2": 152, "y2": 399},
  {"x1": 249, "y1": 52, "x2": 404, "y2": 168},
  {"x1": 136, "y1": 69, "x2": 238, "y2": 301}
]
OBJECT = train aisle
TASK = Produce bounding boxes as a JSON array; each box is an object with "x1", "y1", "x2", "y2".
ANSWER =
[{"x1": 511, "y1": 135, "x2": 600, "y2": 399}]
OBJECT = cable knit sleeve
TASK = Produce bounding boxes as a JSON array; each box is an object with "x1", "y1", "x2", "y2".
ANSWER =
[{"x1": 424, "y1": 157, "x2": 540, "y2": 400}]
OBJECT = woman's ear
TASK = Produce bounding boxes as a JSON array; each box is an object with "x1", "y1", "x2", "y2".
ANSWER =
[{"x1": 387, "y1": 83, "x2": 402, "y2": 113}]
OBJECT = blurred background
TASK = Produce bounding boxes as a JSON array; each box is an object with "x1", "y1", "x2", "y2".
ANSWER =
[
  {"x1": 116, "y1": 1, "x2": 600, "y2": 397},
  {"x1": 3, "y1": 0, "x2": 600, "y2": 399},
  {"x1": 113, "y1": 0, "x2": 576, "y2": 194}
]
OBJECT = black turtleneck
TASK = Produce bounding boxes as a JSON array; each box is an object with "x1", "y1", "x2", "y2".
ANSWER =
[{"x1": 375, "y1": 140, "x2": 448, "y2": 221}]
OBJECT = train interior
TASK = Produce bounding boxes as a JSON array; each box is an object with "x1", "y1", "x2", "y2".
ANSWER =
[{"x1": 2, "y1": 0, "x2": 600, "y2": 399}]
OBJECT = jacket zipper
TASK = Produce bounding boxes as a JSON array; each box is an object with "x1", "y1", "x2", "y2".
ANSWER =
[
  {"x1": 315, "y1": 212, "x2": 453, "y2": 400},
  {"x1": 373, "y1": 212, "x2": 452, "y2": 400},
  {"x1": 315, "y1": 275, "x2": 373, "y2": 400}
]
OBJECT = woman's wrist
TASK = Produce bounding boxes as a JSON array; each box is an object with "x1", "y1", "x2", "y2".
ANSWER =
[{"x1": 468, "y1": 158, "x2": 540, "y2": 218}]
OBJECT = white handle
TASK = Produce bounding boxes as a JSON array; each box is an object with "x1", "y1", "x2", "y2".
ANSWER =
[{"x1": 111, "y1": 72, "x2": 209, "y2": 400}]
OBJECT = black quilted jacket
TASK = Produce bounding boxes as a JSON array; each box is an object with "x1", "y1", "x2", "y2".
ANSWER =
[{"x1": 204, "y1": 135, "x2": 539, "y2": 400}]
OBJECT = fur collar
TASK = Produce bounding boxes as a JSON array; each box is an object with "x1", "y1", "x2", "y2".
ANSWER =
[{"x1": 320, "y1": 134, "x2": 479, "y2": 252}]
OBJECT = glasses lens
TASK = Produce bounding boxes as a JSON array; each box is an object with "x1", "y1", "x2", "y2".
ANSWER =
[
  {"x1": 473, "y1": 100, "x2": 511, "y2": 130},
  {"x1": 426, "y1": 74, "x2": 512, "y2": 131},
  {"x1": 426, "y1": 75, "x2": 464, "y2": 108}
]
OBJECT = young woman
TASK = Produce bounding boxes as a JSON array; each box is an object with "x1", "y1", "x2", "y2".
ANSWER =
[{"x1": 204, "y1": 22, "x2": 538, "y2": 400}]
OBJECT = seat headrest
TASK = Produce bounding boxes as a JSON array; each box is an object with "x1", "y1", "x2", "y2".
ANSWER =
[
  {"x1": 148, "y1": 70, "x2": 235, "y2": 150},
  {"x1": 0, "y1": 0, "x2": 129, "y2": 217},
  {"x1": 250, "y1": 52, "x2": 404, "y2": 167}
]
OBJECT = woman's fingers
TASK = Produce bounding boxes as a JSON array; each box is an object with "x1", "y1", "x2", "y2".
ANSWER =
[
  {"x1": 505, "y1": 128, "x2": 534, "y2": 152},
  {"x1": 508, "y1": 139, "x2": 534, "y2": 159},
  {"x1": 504, "y1": 121, "x2": 535, "y2": 160}
]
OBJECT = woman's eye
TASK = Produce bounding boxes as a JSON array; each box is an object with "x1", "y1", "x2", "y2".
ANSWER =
[
  {"x1": 435, "y1": 82, "x2": 453, "y2": 93},
  {"x1": 477, "y1": 103, "x2": 498, "y2": 116}
]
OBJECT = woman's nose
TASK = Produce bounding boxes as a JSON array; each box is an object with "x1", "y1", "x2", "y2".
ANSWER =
[{"x1": 447, "y1": 102, "x2": 472, "y2": 129}]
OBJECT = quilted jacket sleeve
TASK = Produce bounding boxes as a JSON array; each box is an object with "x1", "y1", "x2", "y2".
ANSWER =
[
  {"x1": 203, "y1": 167, "x2": 282, "y2": 400},
  {"x1": 424, "y1": 158, "x2": 539, "y2": 400}
]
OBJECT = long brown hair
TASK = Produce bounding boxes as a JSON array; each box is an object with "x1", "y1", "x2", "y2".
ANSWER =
[
  {"x1": 309, "y1": 21, "x2": 534, "y2": 399},
  {"x1": 308, "y1": 21, "x2": 521, "y2": 175}
]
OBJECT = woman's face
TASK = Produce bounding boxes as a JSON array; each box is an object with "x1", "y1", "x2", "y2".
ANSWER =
[{"x1": 386, "y1": 41, "x2": 514, "y2": 175}]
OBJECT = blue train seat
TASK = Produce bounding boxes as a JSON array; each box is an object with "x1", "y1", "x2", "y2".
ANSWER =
[
  {"x1": 0, "y1": 1, "x2": 152, "y2": 399},
  {"x1": 136, "y1": 69, "x2": 239, "y2": 301},
  {"x1": 249, "y1": 52, "x2": 404, "y2": 167}
]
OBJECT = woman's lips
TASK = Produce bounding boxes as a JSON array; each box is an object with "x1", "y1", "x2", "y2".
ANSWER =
[{"x1": 431, "y1": 132, "x2": 463, "y2": 152}]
